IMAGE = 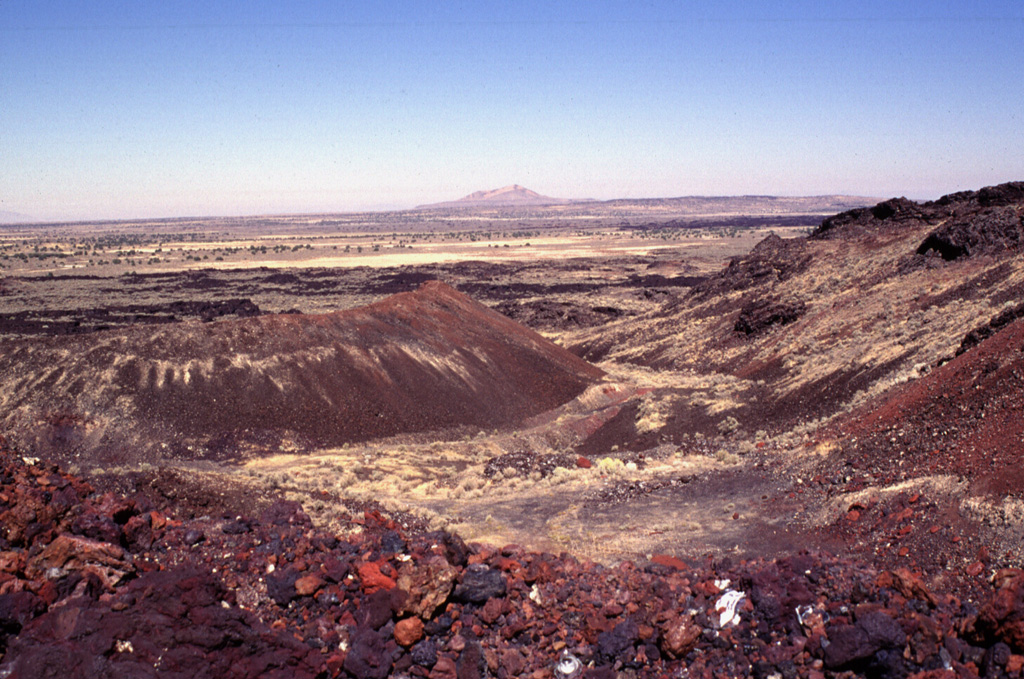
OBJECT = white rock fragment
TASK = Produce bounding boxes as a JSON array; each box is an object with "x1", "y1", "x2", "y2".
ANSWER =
[
  {"x1": 554, "y1": 650, "x2": 583, "y2": 679},
  {"x1": 715, "y1": 589, "x2": 745, "y2": 627}
]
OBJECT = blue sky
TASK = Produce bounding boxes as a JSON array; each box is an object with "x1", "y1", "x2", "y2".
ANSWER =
[{"x1": 2, "y1": 1, "x2": 1022, "y2": 220}]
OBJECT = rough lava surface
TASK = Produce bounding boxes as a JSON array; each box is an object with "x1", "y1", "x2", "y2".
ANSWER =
[{"x1": 4, "y1": 449, "x2": 1024, "y2": 679}]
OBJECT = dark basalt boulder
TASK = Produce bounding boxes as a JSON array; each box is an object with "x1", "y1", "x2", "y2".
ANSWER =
[
  {"x1": 956, "y1": 302, "x2": 1024, "y2": 356},
  {"x1": 0, "y1": 591, "x2": 45, "y2": 645},
  {"x1": 597, "y1": 619, "x2": 640, "y2": 663},
  {"x1": 943, "y1": 181, "x2": 1024, "y2": 208},
  {"x1": 693, "y1": 233, "x2": 812, "y2": 296},
  {"x1": 812, "y1": 182, "x2": 1024, "y2": 245},
  {"x1": 453, "y1": 564, "x2": 506, "y2": 603},
  {"x1": 811, "y1": 197, "x2": 934, "y2": 240},
  {"x1": 343, "y1": 627, "x2": 394, "y2": 679},
  {"x1": 823, "y1": 611, "x2": 906, "y2": 670},
  {"x1": 734, "y1": 298, "x2": 807, "y2": 336},
  {"x1": 915, "y1": 205, "x2": 1024, "y2": 261},
  {"x1": 0, "y1": 568, "x2": 324, "y2": 679}
]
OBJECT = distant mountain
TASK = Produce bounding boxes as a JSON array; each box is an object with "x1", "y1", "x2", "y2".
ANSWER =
[
  {"x1": 418, "y1": 185, "x2": 575, "y2": 209},
  {"x1": 0, "y1": 210, "x2": 34, "y2": 224},
  {"x1": 416, "y1": 187, "x2": 880, "y2": 213}
]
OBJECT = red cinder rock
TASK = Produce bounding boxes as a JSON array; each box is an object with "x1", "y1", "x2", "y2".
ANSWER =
[
  {"x1": 0, "y1": 552, "x2": 24, "y2": 574},
  {"x1": 500, "y1": 649, "x2": 525, "y2": 676},
  {"x1": 357, "y1": 561, "x2": 397, "y2": 594},
  {"x1": 877, "y1": 569, "x2": 939, "y2": 608},
  {"x1": 395, "y1": 617, "x2": 425, "y2": 647},
  {"x1": 480, "y1": 597, "x2": 503, "y2": 625},
  {"x1": 651, "y1": 554, "x2": 688, "y2": 571},
  {"x1": 973, "y1": 571, "x2": 1024, "y2": 651},
  {"x1": 576, "y1": 456, "x2": 592, "y2": 469},
  {"x1": 123, "y1": 514, "x2": 153, "y2": 551},
  {"x1": 397, "y1": 555, "x2": 458, "y2": 619},
  {"x1": 430, "y1": 655, "x2": 457, "y2": 679},
  {"x1": 29, "y1": 535, "x2": 131, "y2": 589},
  {"x1": 294, "y1": 574, "x2": 324, "y2": 597}
]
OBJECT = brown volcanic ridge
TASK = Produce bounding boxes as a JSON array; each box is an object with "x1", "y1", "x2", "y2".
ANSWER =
[{"x1": 0, "y1": 281, "x2": 602, "y2": 466}]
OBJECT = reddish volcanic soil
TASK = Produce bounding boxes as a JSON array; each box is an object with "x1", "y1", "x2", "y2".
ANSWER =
[
  {"x1": 796, "y1": 313, "x2": 1024, "y2": 595},
  {"x1": 5, "y1": 449, "x2": 1024, "y2": 679},
  {"x1": 0, "y1": 281, "x2": 603, "y2": 466},
  {"x1": 827, "y1": 315, "x2": 1024, "y2": 497}
]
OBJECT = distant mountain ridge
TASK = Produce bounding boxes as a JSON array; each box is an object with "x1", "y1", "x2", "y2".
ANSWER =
[
  {"x1": 418, "y1": 185, "x2": 576, "y2": 209},
  {"x1": 0, "y1": 210, "x2": 34, "y2": 224},
  {"x1": 417, "y1": 186, "x2": 877, "y2": 213}
]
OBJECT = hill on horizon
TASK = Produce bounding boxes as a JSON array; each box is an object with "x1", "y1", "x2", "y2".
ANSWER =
[
  {"x1": 0, "y1": 210, "x2": 35, "y2": 224},
  {"x1": 416, "y1": 185, "x2": 880, "y2": 215},
  {"x1": 417, "y1": 184, "x2": 577, "y2": 209}
]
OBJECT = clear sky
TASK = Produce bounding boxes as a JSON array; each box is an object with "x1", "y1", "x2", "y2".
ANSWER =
[{"x1": 2, "y1": 1, "x2": 1023, "y2": 221}]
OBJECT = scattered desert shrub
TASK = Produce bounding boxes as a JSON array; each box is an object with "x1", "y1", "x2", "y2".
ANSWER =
[
  {"x1": 549, "y1": 467, "x2": 573, "y2": 485},
  {"x1": 737, "y1": 441, "x2": 756, "y2": 455},
  {"x1": 596, "y1": 457, "x2": 626, "y2": 475},
  {"x1": 714, "y1": 449, "x2": 739, "y2": 464},
  {"x1": 334, "y1": 471, "x2": 357, "y2": 490},
  {"x1": 717, "y1": 416, "x2": 740, "y2": 436},
  {"x1": 635, "y1": 394, "x2": 671, "y2": 433},
  {"x1": 459, "y1": 474, "x2": 483, "y2": 492}
]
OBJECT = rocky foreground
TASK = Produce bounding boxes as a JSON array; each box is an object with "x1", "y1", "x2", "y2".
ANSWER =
[{"x1": 2, "y1": 449, "x2": 1024, "y2": 679}]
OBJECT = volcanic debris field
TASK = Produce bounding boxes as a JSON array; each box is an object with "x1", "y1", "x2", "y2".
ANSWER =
[{"x1": 1, "y1": 184, "x2": 1024, "y2": 677}]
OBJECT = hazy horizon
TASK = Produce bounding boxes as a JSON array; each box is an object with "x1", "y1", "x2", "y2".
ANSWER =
[{"x1": 3, "y1": 1, "x2": 1023, "y2": 222}]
